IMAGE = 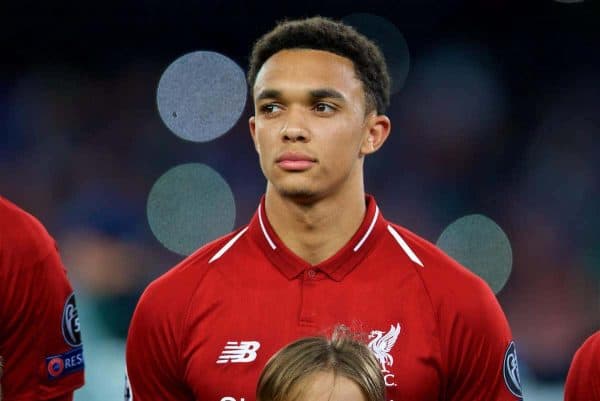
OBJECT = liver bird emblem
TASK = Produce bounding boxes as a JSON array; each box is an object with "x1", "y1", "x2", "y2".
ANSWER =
[{"x1": 368, "y1": 323, "x2": 401, "y2": 372}]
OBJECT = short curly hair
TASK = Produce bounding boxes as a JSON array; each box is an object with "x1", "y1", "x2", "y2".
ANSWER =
[{"x1": 247, "y1": 16, "x2": 390, "y2": 115}]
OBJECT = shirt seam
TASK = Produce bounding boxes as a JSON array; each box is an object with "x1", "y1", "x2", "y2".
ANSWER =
[
  {"x1": 179, "y1": 263, "x2": 215, "y2": 384},
  {"x1": 178, "y1": 229, "x2": 247, "y2": 383},
  {"x1": 408, "y1": 253, "x2": 447, "y2": 393}
]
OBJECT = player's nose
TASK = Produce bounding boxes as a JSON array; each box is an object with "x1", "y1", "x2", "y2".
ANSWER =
[
  {"x1": 281, "y1": 126, "x2": 310, "y2": 142},
  {"x1": 280, "y1": 108, "x2": 311, "y2": 143}
]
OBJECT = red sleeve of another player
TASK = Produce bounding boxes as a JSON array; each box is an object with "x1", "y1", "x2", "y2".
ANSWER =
[
  {"x1": 441, "y1": 276, "x2": 523, "y2": 401},
  {"x1": 564, "y1": 331, "x2": 600, "y2": 401},
  {"x1": 125, "y1": 280, "x2": 194, "y2": 401},
  {"x1": 35, "y1": 243, "x2": 85, "y2": 399}
]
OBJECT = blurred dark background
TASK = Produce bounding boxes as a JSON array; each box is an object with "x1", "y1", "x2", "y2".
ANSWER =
[{"x1": 2, "y1": 1, "x2": 599, "y2": 399}]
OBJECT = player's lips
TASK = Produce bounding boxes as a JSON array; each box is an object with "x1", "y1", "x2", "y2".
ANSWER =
[{"x1": 276, "y1": 152, "x2": 317, "y2": 171}]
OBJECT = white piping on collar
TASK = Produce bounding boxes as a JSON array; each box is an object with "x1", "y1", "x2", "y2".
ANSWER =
[
  {"x1": 353, "y1": 206, "x2": 380, "y2": 252},
  {"x1": 386, "y1": 225, "x2": 424, "y2": 267},
  {"x1": 258, "y1": 204, "x2": 277, "y2": 250},
  {"x1": 208, "y1": 227, "x2": 249, "y2": 263}
]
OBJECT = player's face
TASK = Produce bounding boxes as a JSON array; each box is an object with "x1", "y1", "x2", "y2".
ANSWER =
[
  {"x1": 249, "y1": 49, "x2": 389, "y2": 201},
  {"x1": 294, "y1": 371, "x2": 366, "y2": 401}
]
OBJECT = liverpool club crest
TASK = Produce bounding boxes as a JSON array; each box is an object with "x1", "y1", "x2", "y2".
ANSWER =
[{"x1": 368, "y1": 323, "x2": 401, "y2": 387}]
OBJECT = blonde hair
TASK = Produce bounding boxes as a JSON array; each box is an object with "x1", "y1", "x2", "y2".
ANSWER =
[{"x1": 256, "y1": 326, "x2": 385, "y2": 401}]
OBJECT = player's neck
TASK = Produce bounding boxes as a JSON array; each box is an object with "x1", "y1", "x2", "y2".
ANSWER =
[{"x1": 264, "y1": 181, "x2": 367, "y2": 266}]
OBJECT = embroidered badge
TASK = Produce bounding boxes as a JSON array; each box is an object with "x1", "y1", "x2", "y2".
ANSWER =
[
  {"x1": 62, "y1": 293, "x2": 82, "y2": 347},
  {"x1": 503, "y1": 341, "x2": 523, "y2": 399},
  {"x1": 46, "y1": 347, "x2": 84, "y2": 380},
  {"x1": 368, "y1": 323, "x2": 401, "y2": 387}
]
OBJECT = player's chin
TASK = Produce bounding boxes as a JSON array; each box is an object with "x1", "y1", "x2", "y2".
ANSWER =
[{"x1": 276, "y1": 183, "x2": 320, "y2": 203}]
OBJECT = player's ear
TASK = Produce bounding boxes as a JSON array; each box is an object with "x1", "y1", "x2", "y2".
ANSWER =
[
  {"x1": 360, "y1": 113, "x2": 391, "y2": 156},
  {"x1": 249, "y1": 116, "x2": 260, "y2": 154}
]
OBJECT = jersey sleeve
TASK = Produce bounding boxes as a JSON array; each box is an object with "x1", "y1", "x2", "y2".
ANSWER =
[
  {"x1": 0, "y1": 199, "x2": 84, "y2": 399},
  {"x1": 564, "y1": 331, "x2": 600, "y2": 401},
  {"x1": 125, "y1": 278, "x2": 194, "y2": 401},
  {"x1": 439, "y1": 274, "x2": 523, "y2": 401},
  {"x1": 0, "y1": 240, "x2": 84, "y2": 399}
]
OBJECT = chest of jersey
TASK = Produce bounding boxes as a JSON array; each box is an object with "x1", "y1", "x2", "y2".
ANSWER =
[{"x1": 182, "y1": 256, "x2": 442, "y2": 401}]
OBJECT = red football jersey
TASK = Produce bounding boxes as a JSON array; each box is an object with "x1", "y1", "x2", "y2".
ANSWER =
[
  {"x1": 126, "y1": 195, "x2": 522, "y2": 401},
  {"x1": 565, "y1": 330, "x2": 600, "y2": 401},
  {"x1": 0, "y1": 197, "x2": 84, "y2": 400}
]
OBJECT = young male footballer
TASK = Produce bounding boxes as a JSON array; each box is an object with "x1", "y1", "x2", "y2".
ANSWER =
[
  {"x1": 564, "y1": 330, "x2": 600, "y2": 400},
  {"x1": 126, "y1": 16, "x2": 523, "y2": 401},
  {"x1": 0, "y1": 196, "x2": 84, "y2": 401}
]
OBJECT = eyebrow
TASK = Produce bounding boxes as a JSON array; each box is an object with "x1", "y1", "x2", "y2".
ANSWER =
[
  {"x1": 255, "y1": 89, "x2": 282, "y2": 101},
  {"x1": 255, "y1": 88, "x2": 346, "y2": 102},
  {"x1": 308, "y1": 88, "x2": 345, "y2": 101}
]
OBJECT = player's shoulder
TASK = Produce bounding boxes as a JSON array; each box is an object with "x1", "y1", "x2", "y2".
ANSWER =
[
  {"x1": 576, "y1": 330, "x2": 600, "y2": 359},
  {"x1": 387, "y1": 222, "x2": 496, "y2": 306},
  {"x1": 132, "y1": 226, "x2": 250, "y2": 336},
  {"x1": 388, "y1": 223, "x2": 488, "y2": 285},
  {"x1": 565, "y1": 330, "x2": 600, "y2": 401},
  {"x1": 140, "y1": 226, "x2": 249, "y2": 302},
  {"x1": 0, "y1": 196, "x2": 55, "y2": 264}
]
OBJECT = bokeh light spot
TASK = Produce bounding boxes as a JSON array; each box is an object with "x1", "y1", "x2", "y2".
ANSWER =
[
  {"x1": 147, "y1": 163, "x2": 236, "y2": 256},
  {"x1": 436, "y1": 214, "x2": 513, "y2": 294},
  {"x1": 343, "y1": 13, "x2": 411, "y2": 94},
  {"x1": 156, "y1": 51, "x2": 247, "y2": 142}
]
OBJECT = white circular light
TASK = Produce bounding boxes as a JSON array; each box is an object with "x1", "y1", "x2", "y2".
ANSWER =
[
  {"x1": 437, "y1": 214, "x2": 513, "y2": 294},
  {"x1": 147, "y1": 163, "x2": 236, "y2": 255},
  {"x1": 157, "y1": 51, "x2": 247, "y2": 142}
]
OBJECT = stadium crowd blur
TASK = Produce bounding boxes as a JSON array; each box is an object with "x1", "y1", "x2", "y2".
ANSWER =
[{"x1": 2, "y1": 1, "x2": 598, "y2": 399}]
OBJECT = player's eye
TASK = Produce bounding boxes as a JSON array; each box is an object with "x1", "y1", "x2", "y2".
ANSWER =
[
  {"x1": 260, "y1": 104, "x2": 282, "y2": 115},
  {"x1": 313, "y1": 103, "x2": 336, "y2": 114}
]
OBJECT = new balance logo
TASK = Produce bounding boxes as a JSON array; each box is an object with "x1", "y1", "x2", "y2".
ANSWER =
[{"x1": 216, "y1": 341, "x2": 261, "y2": 364}]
